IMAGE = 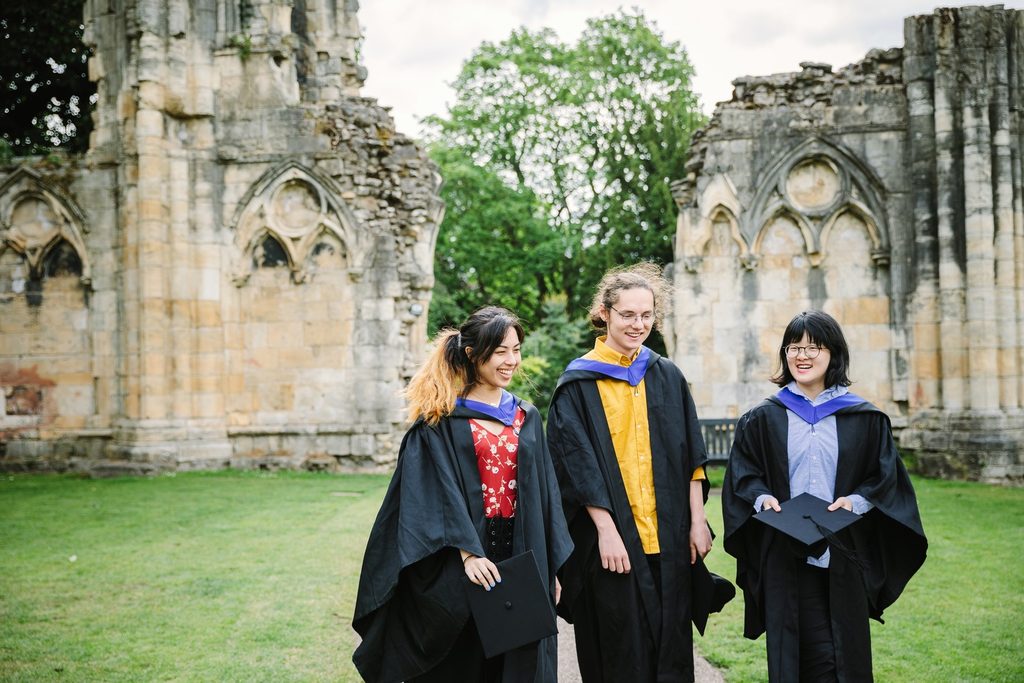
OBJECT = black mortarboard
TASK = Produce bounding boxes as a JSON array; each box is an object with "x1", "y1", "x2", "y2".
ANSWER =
[
  {"x1": 691, "y1": 556, "x2": 736, "y2": 636},
  {"x1": 464, "y1": 550, "x2": 557, "y2": 658},
  {"x1": 754, "y1": 492, "x2": 862, "y2": 555}
]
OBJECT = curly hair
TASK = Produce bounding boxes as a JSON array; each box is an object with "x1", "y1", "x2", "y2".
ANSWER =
[{"x1": 587, "y1": 262, "x2": 671, "y2": 331}]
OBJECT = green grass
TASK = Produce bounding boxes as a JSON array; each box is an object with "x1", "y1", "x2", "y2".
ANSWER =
[
  {"x1": 697, "y1": 470, "x2": 1024, "y2": 682},
  {"x1": 1, "y1": 471, "x2": 1021, "y2": 682},
  {"x1": 0, "y1": 471, "x2": 389, "y2": 682}
]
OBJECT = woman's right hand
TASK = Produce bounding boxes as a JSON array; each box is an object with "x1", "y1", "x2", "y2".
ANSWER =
[
  {"x1": 463, "y1": 555, "x2": 501, "y2": 590},
  {"x1": 761, "y1": 495, "x2": 782, "y2": 512}
]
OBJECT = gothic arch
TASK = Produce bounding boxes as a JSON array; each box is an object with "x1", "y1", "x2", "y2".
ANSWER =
[
  {"x1": 0, "y1": 166, "x2": 92, "y2": 286},
  {"x1": 299, "y1": 227, "x2": 349, "y2": 274},
  {"x1": 693, "y1": 206, "x2": 757, "y2": 270},
  {"x1": 249, "y1": 228, "x2": 296, "y2": 270},
  {"x1": 229, "y1": 161, "x2": 367, "y2": 285},
  {"x1": 744, "y1": 136, "x2": 890, "y2": 266},
  {"x1": 752, "y1": 205, "x2": 820, "y2": 265},
  {"x1": 819, "y1": 202, "x2": 890, "y2": 266},
  {"x1": 681, "y1": 174, "x2": 756, "y2": 271}
]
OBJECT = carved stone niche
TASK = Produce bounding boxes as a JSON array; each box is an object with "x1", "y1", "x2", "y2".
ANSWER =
[
  {"x1": 0, "y1": 167, "x2": 91, "y2": 286},
  {"x1": 747, "y1": 138, "x2": 892, "y2": 268},
  {"x1": 230, "y1": 162, "x2": 366, "y2": 286},
  {"x1": 681, "y1": 173, "x2": 758, "y2": 273}
]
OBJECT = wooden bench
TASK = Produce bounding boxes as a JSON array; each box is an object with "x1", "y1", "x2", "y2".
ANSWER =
[{"x1": 699, "y1": 418, "x2": 736, "y2": 465}]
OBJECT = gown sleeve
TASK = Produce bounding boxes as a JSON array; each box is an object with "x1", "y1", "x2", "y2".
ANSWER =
[
  {"x1": 352, "y1": 424, "x2": 485, "y2": 683},
  {"x1": 720, "y1": 405, "x2": 784, "y2": 639},
  {"x1": 546, "y1": 381, "x2": 614, "y2": 517},
  {"x1": 843, "y1": 411, "x2": 927, "y2": 618}
]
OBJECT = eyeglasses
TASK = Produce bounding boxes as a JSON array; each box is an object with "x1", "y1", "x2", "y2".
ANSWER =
[
  {"x1": 784, "y1": 345, "x2": 824, "y2": 359},
  {"x1": 610, "y1": 306, "x2": 654, "y2": 325}
]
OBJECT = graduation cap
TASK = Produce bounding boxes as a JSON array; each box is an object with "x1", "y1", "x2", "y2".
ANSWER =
[
  {"x1": 754, "y1": 492, "x2": 862, "y2": 556},
  {"x1": 464, "y1": 550, "x2": 557, "y2": 658},
  {"x1": 691, "y1": 556, "x2": 735, "y2": 636}
]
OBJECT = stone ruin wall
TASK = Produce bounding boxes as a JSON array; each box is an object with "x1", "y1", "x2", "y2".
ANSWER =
[
  {"x1": 0, "y1": 0, "x2": 443, "y2": 475},
  {"x1": 671, "y1": 6, "x2": 1024, "y2": 482}
]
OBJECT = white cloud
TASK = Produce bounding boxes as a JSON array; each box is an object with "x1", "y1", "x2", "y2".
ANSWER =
[{"x1": 358, "y1": 0, "x2": 1023, "y2": 136}]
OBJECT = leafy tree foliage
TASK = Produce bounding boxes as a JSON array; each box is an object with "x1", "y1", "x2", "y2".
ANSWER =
[
  {"x1": 428, "y1": 144, "x2": 561, "y2": 333},
  {"x1": 426, "y1": 10, "x2": 703, "y2": 406},
  {"x1": 507, "y1": 299, "x2": 591, "y2": 417},
  {"x1": 1, "y1": 0, "x2": 94, "y2": 155},
  {"x1": 426, "y1": 10, "x2": 706, "y2": 317}
]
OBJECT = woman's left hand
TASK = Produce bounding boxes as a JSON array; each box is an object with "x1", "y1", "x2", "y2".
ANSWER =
[
  {"x1": 828, "y1": 496, "x2": 853, "y2": 512},
  {"x1": 554, "y1": 577, "x2": 562, "y2": 605},
  {"x1": 689, "y1": 521, "x2": 713, "y2": 564},
  {"x1": 463, "y1": 555, "x2": 501, "y2": 590}
]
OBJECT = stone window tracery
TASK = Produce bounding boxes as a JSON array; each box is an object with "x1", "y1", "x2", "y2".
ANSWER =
[
  {"x1": 747, "y1": 138, "x2": 890, "y2": 267},
  {"x1": 253, "y1": 233, "x2": 290, "y2": 269},
  {"x1": 0, "y1": 167, "x2": 91, "y2": 289},
  {"x1": 42, "y1": 240, "x2": 84, "y2": 278},
  {"x1": 230, "y1": 162, "x2": 365, "y2": 285}
]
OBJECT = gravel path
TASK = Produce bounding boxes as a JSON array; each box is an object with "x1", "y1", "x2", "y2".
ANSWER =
[{"x1": 556, "y1": 617, "x2": 724, "y2": 682}]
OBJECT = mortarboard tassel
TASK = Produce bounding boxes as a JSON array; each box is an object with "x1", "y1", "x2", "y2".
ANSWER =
[{"x1": 803, "y1": 514, "x2": 870, "y2": 576}]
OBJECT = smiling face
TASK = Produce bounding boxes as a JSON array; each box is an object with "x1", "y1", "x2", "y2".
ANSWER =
[
  {"x1": 785, "y1": 332, "x2": 831, "y2": 398},
  {"x1": 600, "y1": 287, "x2": 655, "y2": 357},
  {"x1": 473, "y1": 326, "x2": 522, "y2": 392}
]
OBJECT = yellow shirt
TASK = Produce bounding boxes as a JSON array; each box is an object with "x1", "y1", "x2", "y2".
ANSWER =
[{"x1": 587, "y1": 337, "x2": 705, "y2": 555}]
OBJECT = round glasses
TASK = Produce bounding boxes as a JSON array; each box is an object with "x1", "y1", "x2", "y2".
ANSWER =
[
  {"x1": 784, "y1": 344, "x2": 823, "y2": 359},
  {"x1": 610, "y1": 305, "x2": 654, "y2": 325}
]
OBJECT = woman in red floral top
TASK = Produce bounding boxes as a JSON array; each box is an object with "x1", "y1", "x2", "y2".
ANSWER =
[
  {"x1": 472, "y1": 406, "x2": 523, "y2": 519},
  {"x1": 353, "y1": 307, "x2": 572, "y2": 683},
  {"x1": 470, "y1": 404, "x2": 525, "y2": 560}
]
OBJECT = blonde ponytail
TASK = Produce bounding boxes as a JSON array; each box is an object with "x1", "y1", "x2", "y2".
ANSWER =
[{"x1": 404, "y1": 329, "x2": 466, "y2": 424}]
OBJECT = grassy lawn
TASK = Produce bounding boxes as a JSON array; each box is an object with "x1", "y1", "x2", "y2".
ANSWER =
[
  {"x1": 0, "y1": 471, "x2": 389, "y2": 682},
  {"x1": 698, "y1": 470, "x2": 1024, "y2": 682},
  {"x1": 1, "y1": 470, "x2": 1021, "y2": 682}
]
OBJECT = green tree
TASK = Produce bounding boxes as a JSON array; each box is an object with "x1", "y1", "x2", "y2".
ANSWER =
[
  {"x1": 1, "y1": 0, "x2": 95, "y2": 155},
  {"x1": 427, "y1": 9, "x2": 706, "y2": 315},
  {"x1": 428, "y1": 144, "x2": 561, "y2": 333},
  {"x1": 508, "y1": 299, "x2": 591, "y2": 417}
]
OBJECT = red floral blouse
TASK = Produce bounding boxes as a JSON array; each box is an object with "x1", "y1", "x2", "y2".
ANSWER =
[{"x1": 470, "y1": 407, "x2": 525, "y2": 518}]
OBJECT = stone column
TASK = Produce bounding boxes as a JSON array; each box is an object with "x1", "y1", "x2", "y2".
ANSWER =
[
  {"x1": 1012, "y1": 15, "x2": 1024, "y2": 408},
  {"x1": 988, "y1": 11, "x2": 1020, "y2": 411},
  {"x1": 1007, "y1": 14, "x2": 1024, "y2": 411},
  {"x1": 102, "y1": 0, "x2": 231, "y2": 469},
  {"x1": 902, "y1": 6, "x2": 1024, "y2": 481},
  {"x1": 959, "y1": 10, "x2": 1001, "y2": 412},
  {"x1": 932, "y1": 8, "x2": 968, "y2": 411},
  {"x1": 904, "y1": 15, "x2": 941, "y2": 411}
]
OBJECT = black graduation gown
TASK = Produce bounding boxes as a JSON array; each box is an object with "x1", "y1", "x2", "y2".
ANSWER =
[
  {"x1": 352, "y1": 397, "x2": 573, "y2": 683},
  {"x1": 546, "y1": 350, "x2": 710, "y2": 683},
  {"x1": 722, "y1": 396, "x2": 927, "y2": 683}
]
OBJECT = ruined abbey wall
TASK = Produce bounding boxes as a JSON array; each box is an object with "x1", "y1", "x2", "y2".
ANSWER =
[
  {"x1": 0, "y1": 0, "x2": 443, "y2": 474},
  {"x1": 672, "y1": 6, "x2": 1024, "y2": 482}
]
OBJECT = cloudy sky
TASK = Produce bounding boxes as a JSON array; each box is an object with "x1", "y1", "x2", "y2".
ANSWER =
[{"x1": 359, "y1": 0, "x2": 1021, "y2": 137}]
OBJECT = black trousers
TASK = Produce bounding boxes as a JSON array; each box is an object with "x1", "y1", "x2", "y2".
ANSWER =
[{"x1": 797, "y1": 563, "x2": 837, "y2": 682}]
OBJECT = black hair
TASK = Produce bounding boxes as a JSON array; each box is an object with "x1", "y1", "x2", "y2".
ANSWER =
[
  {"x1": 770, "y1": 310, "x2": 852, "y2": 388},
  {"x1": 405, "y1": 306, "x2": 525, "y2": 424},
  {"x1": 443, "y1": 306, "x2": 525, "y2": 390}
]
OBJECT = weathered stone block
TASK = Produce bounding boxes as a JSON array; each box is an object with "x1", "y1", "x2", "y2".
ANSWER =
[{"x1": 670, "y1": 6, "x2": 1024, "y2": 481}]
